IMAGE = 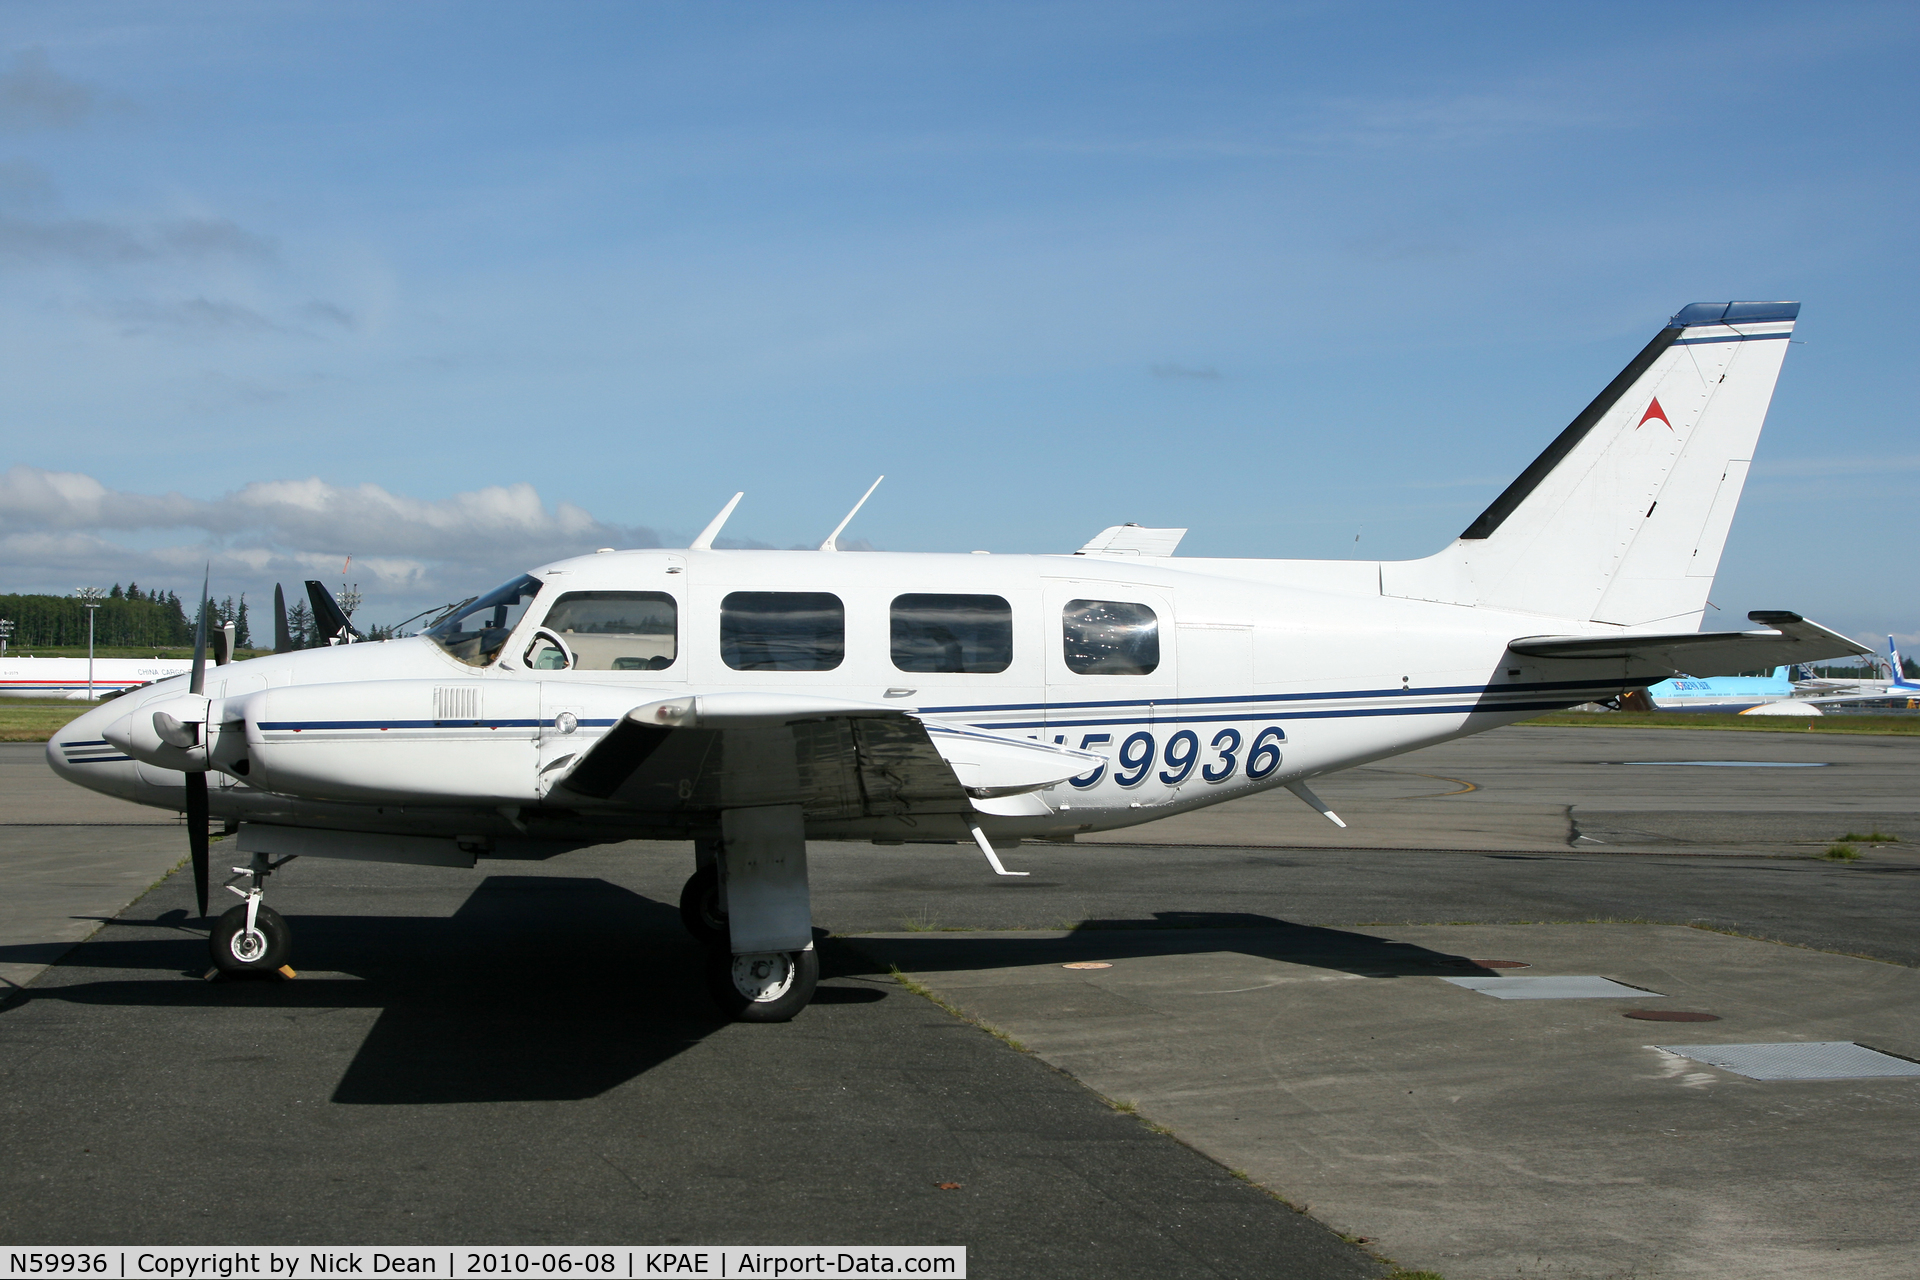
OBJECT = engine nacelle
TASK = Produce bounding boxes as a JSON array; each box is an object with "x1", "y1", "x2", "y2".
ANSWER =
[
  {"x1": 104, "y1": 693, "x2": 212, "y2": 772},
  {"x1": 242, "y1": 678, "x2": 541, "y2": 804}
]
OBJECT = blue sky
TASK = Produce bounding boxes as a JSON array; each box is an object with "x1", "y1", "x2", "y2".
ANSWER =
[{"x1": 2, "y1": 1, "x2": 1915, "y2": 642}]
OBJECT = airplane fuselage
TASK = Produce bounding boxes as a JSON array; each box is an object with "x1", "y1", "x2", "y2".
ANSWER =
[{"x1": 48, "y1": 547, "x2": 1633, "y2": 851}]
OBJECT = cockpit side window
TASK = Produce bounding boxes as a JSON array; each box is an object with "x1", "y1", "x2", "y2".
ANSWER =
[
  {"x1": 1062, "y1": 599, "x2": 1159, "y2": 675},
  {"x1": 425, "y1": 574, "x2": 543, "y2": 667},
  {"x1": 538, "y1": 591, "x2": 677, "y2": 671}
]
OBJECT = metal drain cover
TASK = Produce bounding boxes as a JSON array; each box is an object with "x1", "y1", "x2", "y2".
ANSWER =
[
  {"x1": 1656, "y1": 1042, "x2": 1920, "y2": 1080},
  {"x1": 1444, "y1": 975, "x2": 1660, "y2": 1000}
]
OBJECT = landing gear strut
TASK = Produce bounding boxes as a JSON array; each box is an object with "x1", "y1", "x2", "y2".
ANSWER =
[
  {"x1": 690, "y1": 809, "x2": 819, "y2": 1021},
  {"x1": 679, "y1": 861, "x2": 727, "y2": 945},
  {"x1": 209, "y1": 851, "x2": 295, "y2": 974}
]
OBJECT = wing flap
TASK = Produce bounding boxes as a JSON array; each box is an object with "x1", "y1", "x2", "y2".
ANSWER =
[{"x1": 551, "y1": 693, "x2": 1101, "y2": 819}]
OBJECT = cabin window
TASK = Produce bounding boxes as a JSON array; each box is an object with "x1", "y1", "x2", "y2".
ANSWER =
[
  {"x1": 1062, "y1": 599, "x2": 1159, "y2": 675},
  {"x1": 425, "y1": 574, "x2": 543, "y2": 667},
  {"x1": 538, "y1": 591, "x2": 677, "y2": 671},
  {"x1": 721, "y1": 592, "x2": 845, "y2": 671},
  {"x1": 891, "y1": 594, "x2": 1012, "y2": 674}
]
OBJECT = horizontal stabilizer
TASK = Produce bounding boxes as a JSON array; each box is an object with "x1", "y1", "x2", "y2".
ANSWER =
[
  {"x1": 1509, "y1": 612, "x2": 1869, "y2": 680},
  {"x1": 1076, "y1": 524, "x2": 1187, "y2": 556}
]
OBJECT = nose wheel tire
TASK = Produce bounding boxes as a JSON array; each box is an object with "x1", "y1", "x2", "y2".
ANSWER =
[
  {"x1": 707, "y1": 944, "x2": 818, "y2": 1022},
  {"x1": 679, "y1": 864, "x2": 728, "y2": 945},
  {"x1": 210, "y1": 903, "x2": 292, "y2": 973}
]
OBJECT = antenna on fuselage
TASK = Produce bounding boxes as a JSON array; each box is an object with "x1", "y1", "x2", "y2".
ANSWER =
[
  {"x1": 690, "y1": 492, "x2": 745, "y2": 551},
  {"x1": 820, "y1": 475, "x2": 884, "y2": 552}
]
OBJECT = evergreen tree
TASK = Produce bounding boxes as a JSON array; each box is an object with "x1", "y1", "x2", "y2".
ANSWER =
[
  {"x1": 109, "y1": 583, "x2": 124, "y2": 599},
  {"x1": 235, "y1": 594, "x2": 252, "y2": 649},
  {"x1": 287, "y1": 601, "x2": 313, "y2": 648},
  {"x1": 125, "y1": 581, "x2": 141, "y2": 602}
]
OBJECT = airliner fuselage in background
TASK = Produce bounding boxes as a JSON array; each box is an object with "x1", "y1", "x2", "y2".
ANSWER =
[
  {"x1": 47, "y1": 300, "x2": 1869, "y2": 1020},
  {"x1": 1, "y1": 657, "x2": 194, "y2": 700}
]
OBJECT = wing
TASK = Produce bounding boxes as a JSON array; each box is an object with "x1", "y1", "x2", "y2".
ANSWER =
[
  {"x1": 1795, "y1": 686, "x2": 1913, "y2": 706},
  {"x1": 550, "y1": 691, "x2": 1100, "y2": 822},
  {"x1": 1509, "y1": 611, "x2": 1870, "y2": 680}
]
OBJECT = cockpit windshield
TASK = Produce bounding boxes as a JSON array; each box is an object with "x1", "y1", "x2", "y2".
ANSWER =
[{"x1": 425, "y1": 574, "x2": 543, "y2": 667}]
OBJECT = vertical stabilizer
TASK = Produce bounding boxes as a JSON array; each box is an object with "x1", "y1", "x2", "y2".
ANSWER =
[
  {"x1": 1381, "y1": 302, "x2": 1798, "y2": 628},
  {"x1": 1890, "y1": 636, "x2": 1917, "y2": 690}
]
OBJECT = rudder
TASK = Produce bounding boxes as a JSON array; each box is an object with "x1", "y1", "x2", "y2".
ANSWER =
[{"x1": 1381, "y1": 301, "x2": 1798, "y2": 627}]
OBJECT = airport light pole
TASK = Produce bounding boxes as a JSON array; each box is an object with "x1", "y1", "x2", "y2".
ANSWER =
[
  {"x1": 0, "y1": 617, "x2": 11, "y2": 657},
  {"x1": 76, "y1": 587, "x2": 104, "y2": 700}
]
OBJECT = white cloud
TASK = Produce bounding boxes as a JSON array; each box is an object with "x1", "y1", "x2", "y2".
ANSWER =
[{"x1": 0, "y1": 466, "x2": 665, "y2": 623}]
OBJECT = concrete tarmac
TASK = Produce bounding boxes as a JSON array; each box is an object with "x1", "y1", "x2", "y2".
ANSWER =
[
  {"x1": 4, "y1": 728, "x2": 1917, "y2": 1277},
  {"x1": 852, "y1": 924, "x2": 1920, "y2": 1279},
  {"x1": 0, "y1": 743, "x2": 183, "y2": 994}
]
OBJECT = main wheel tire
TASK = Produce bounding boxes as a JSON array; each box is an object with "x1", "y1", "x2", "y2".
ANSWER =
[
  {"x1": 679, "y1": 864, "x2": 728, "y2": 945},
  {"x1": 209, "y1": 903, "x2": 292, "y2": 973},
  {"x1": 706, "y1": 944, "x2": 818, "y2": 1022}
]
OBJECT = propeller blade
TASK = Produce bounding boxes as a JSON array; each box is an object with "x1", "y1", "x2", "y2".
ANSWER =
[
  {"x1": 186, "y1": 773, "x2": 210, "y2": 917},
  {"x1": 273, "y1": 584, "x2": 292, "y2": 654},
  {"x1": 189, "y1": 568, "x2": 209, "y2": 696}
]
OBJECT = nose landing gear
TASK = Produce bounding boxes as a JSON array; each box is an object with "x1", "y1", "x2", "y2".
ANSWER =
[{"x1": 209, "y1": 851, "x2": 296, "y2": 975}]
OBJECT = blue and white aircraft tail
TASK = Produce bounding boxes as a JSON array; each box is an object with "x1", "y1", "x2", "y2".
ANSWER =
[{"x1": 1795, "y1": 636, "x2": 1920, "y2": 706}]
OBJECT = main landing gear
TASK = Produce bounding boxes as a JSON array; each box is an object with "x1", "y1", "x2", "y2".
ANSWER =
[
  {"x1": 682, "y1": 809, "x2": 820, "y2": 1022},
  {"x1": 210, "y1": 851, "x2": 295, "y2": 975}
]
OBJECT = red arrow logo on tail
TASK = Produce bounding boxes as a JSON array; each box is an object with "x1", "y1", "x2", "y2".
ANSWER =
[{"x1": 1637, "y1": 398, "x2": 1672, "y2": 430}]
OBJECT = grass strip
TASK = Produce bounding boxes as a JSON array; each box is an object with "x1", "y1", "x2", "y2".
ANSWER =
[{"x1": 0, "y1": 700, "x2": 94, "y2": 742}]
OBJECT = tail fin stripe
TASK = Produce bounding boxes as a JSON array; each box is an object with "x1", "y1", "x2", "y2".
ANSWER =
[{"x1": 1459, "y1": 325, "x2": 1682, "y2": 541}]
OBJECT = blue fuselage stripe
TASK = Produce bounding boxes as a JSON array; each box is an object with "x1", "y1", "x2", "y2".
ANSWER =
[{"x1": 920, "y1": 676, "x2": 1621, "y2": 718}]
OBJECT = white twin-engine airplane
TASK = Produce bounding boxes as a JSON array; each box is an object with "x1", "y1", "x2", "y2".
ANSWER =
[{"x1": 48, "y1": 300, "x2": 1868, "y2": 1020}]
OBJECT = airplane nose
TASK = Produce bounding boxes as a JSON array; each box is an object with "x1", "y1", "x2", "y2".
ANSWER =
[{"x1": 46, "y1": 698, "x2": 133, "y2": 781}]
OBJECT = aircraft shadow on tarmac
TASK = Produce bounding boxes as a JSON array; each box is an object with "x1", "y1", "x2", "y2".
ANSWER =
[
  {"x1": 1, "y1": 874, "x2": 878, "y2": 1107},
  {"x1": 5, "y1": 891, "x2": 1487, "y2": 1107},
  {"x1": 838, "y1": 911, "x2": 1517, "y2": 980}
]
